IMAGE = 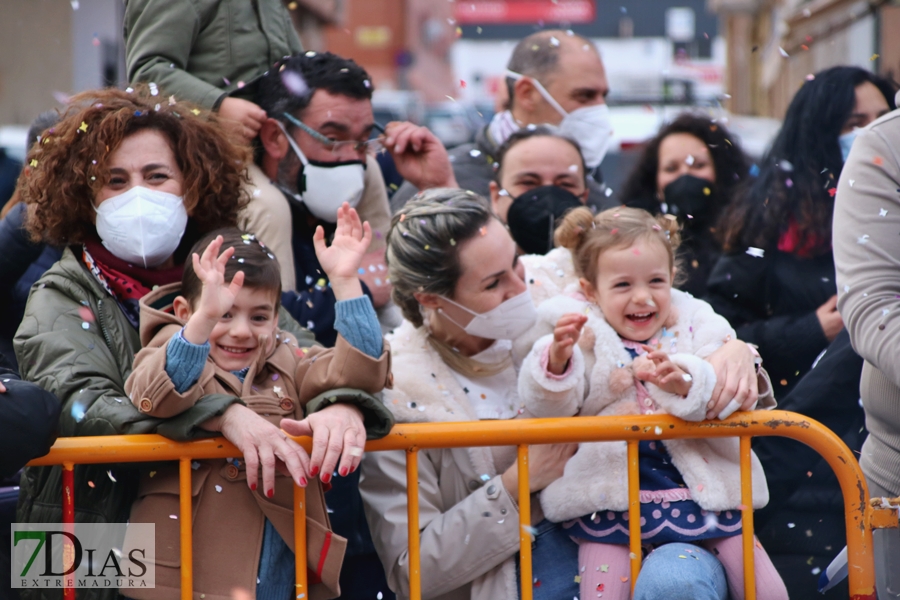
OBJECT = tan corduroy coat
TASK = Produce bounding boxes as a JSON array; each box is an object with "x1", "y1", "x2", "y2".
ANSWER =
[{"x1": 123, "y1": 284, "x2": 392, "y2": 600}]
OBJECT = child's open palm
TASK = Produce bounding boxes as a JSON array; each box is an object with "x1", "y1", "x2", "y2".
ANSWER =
[
  {"x1": 548, "y1": 313, "x2": 587, "y2": 375},
  {"x1": 192, "y1": 235, "x2": 245, "y2": 321},
  {"x1": 312, "y1": 202, "x2": 371, "y2": 301},
  {"x1": 313, "y1": 202, "x2": 372, "y2": 281}
]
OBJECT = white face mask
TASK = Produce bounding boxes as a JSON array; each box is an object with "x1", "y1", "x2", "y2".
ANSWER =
[
  {"x1": 94, "y1": 186, "x2": 188, "y2": 268},
  {"x1": 276, "y1": 121, "x2": 365, "y2": 223},
  {"x1": 506, "y1": 69, "x2": 614, "y2": 169},
  {"x1": 438, "y1": 289, "x2": 538, "y2": 341}
]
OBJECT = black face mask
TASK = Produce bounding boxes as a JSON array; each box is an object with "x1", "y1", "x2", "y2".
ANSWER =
[
  {"x1": 506, "y1": 185, "x2": 584, "y2": 255},
  {"x1": 662, "y1": 175, "x2": 718, "y2": 228}
]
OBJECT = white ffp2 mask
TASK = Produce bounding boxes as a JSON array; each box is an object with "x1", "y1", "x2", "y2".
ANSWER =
[
  {"x1": 276, "y1": 121, "x2": 365, "y2": 222},
  {"x1": 439, "y1": 289, "x2": 538, "y2": 341},
  {"x1": 506, "y1": 69, "x2": 613, "y2": 169},
  {"x1": 94, "y1": 186, "x2": 188, "y2": 268}
]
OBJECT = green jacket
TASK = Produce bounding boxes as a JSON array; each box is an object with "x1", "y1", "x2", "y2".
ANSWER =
[
  {"x1": 14, "y1": 248, "x2": 392, "y2": 600},
  {"x1": 124, "y1": 0, "x2": 303, "y2": 110}
]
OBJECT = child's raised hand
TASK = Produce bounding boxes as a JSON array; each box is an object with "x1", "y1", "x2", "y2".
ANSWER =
[
  {"x1": 634, "y1": 346, "x2": 693, "y2": 397},
  {"x1": 548, "y1": 313, "x2": 587, "y2": 375},
  {"x1": 312, "y1": 202, "x2": 372, "y2": 300},
  {"x1": 193, "y1": 235, "x2": 245, "y2": 322}
]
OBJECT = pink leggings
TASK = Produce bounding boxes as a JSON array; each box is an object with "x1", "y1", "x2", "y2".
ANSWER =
[{"x1": 577, "y1": 536, "x2": 789, "y2": 600}]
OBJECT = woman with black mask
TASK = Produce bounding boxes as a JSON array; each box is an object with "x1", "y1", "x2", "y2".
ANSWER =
[
  {"x1": 489, "y1": 127, "x2": 603, "y2": 255},
  {"x1": 618, "y1": 113, "x2": 750, "y2": 296}
]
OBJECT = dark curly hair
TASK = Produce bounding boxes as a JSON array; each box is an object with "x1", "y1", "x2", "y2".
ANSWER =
[
  {"x1": 255, "y1": 51, "x2": 373, "y2": 121},
  {"x1": 718, "y1": 66, "x2": 897, "y2": 254},
  {"x1": 20, "y1": 86, "x2": 251, "y2": 246},
  {"x1": 618, "y1": 112, "x2": 750, "y2": 218}
]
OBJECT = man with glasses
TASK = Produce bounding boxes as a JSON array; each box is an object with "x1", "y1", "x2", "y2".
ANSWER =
[{"x1": 249, "y1": 51, "x2": 454, "y2": 341}]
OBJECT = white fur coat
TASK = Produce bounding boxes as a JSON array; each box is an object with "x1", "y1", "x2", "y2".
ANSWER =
[{"x1": 518, "y1": 290, "x2": 772, "y2": 523}]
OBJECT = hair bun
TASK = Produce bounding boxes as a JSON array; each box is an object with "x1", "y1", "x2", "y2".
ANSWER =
[{"x1": 553, "y1": 206, "x2": 595, "y2": 250}]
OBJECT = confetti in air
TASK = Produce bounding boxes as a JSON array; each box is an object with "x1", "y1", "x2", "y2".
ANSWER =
[
  {"x1": 281, "y1": 71, "x2": 309, "y2": 97},
  {"x1": 746, "y1": 247, "x2": 765, "y2": 258}
]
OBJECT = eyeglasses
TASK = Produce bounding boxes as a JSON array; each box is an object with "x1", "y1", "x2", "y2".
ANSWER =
[{"x1": 282, "y1": 113, "x2": 384, "y2": 155}]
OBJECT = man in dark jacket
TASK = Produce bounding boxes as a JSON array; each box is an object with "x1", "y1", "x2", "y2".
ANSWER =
[{"x1": 391, "y1": 29, "x2": 616, "y2": 213}]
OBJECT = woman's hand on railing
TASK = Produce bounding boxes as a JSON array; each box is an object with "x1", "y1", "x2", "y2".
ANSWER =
[
  {"x1": 281, "y1": 403, "x2": 366, "y2": 484},
  {"x1": 500, "y1": 443, "x2": 578, "y2": 498},
  {"x1": 213, "y1": 404, "x2": 311, "y2": 496},
  {"x1": 705, "y1": 340, "x2": 759, "y2": 420}
]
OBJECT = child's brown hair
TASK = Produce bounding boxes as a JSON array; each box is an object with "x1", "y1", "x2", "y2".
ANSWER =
[
  {"x1": 182, "y1": 227, "x2": 282, "y2": 306},
  {"x1": 554, "y1": 206, "x2": 683, "y2": 287}
]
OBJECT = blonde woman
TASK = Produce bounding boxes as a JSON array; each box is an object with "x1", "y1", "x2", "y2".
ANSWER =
[{"x1": 360, "y1": 189, "x2": 765, "y2": 600}]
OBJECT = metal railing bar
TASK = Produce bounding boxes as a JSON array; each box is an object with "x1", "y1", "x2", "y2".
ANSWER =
[
  {"x1": 740, "y1": 436, "x2": 756, "y2": 600},
  {"x1": 517, "y1": 445, "x2": 533, "y2": 600},
  {"x1": 627, "y1": 439, "x2": 641, "y2": 594},
  {"x1": 62, "y1": 462, "x2": 75, "y2": 600},
  {"x1": 178, "y1": 458, "x2": 193, "y2": 600},
  {"x1": 27, "y1": 411, "x2": 876, "y2": 599},
  {"x1": 406, "y1": 449, "x2": 421, "y2": 600}
]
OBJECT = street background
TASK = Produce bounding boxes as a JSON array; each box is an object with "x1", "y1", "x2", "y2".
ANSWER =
[{"x1": 1, "y1": 0, "x2": 898, "y2": 191}]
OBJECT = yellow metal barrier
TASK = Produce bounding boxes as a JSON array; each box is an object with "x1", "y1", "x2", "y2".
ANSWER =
[{"x1": 27, "y1": 410, "x2": 898, "y2": 600}]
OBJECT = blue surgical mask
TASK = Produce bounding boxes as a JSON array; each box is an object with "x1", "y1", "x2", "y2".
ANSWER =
[{"x1": 839, "y1": 129, "x2": 859, "y2": 163}]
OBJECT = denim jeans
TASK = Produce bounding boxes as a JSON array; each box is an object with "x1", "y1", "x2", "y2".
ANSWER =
[
  {"x1": 516, "y1": 519, "x2": 580, "y2": 600},
  {"x1": 633, "y1": 542, "x2": 728, "y2": 600},
  {"x1": 256, "y1": 519, "x2": 295, "y2": 600}
]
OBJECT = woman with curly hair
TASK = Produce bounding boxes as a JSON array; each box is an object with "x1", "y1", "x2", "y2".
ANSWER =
[
  {"x1": 705, "y1": 67, "x2": 895, "y2": 598},
  {"x1": 14, "y1": 87, "x2": 393, "y2": 600},
  {"x1": 707, "y1": 66, "x2": 896, "y2": 396},
  {"x1": 618, "y1": 113, "x2": 750, "y2": 295}
]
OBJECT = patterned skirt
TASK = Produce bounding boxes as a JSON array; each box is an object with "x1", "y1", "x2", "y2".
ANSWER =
[{"x1": 564, "y1": 440, "x2": 743, "y2": 545}]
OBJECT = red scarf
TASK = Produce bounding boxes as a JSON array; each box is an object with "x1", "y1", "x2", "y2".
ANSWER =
[
  {"x1": 777, "y1": 219, "x2": 825, "y2": 258},
  {"x1": 83, "y1": 238, "x2": 183, "y2": 327}
]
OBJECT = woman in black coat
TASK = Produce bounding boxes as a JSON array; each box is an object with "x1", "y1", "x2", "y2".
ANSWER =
[
  {"x1": 707, "y1": 65, "x2": 896, "y2": 599},
  {"x1": 619, "y1": 113, "x2": 750, "y2": 296},
  {"x1": 707, "y1": 66, "x2": 896, "y2": 397}
]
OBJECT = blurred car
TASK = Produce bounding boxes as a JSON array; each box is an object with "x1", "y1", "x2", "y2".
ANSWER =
[
  {"x1": 0, "y1": 126, "x2": 27, "y2": 208},
  {"x1": 424, "y1": 101, "x2": 484, "y2": 148},
  {"x1": 0, "y1": 126, "x2": 28, "y2": 163},
  {"x1": 371, "y1": 90, "x2": 425, "y2": 128}
]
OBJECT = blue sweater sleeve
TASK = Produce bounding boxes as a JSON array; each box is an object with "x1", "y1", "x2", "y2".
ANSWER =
[
  {"x1": 334, "y1": 295, "x2": 383, "y2": 358},
  {"x1": 165, "y1": 329, "x2": 211, "y2": 393}
]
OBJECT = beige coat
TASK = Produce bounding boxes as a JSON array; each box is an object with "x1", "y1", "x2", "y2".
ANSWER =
[
  {"x1": 360, "y1": 320, "x2": 531, "y2": 600},
  {"x1": 123, "y1": 284, "x2": 392, "y2": 600},
  {"x1": 834, "y1": 107, "x2": 900, "y2": 495}
]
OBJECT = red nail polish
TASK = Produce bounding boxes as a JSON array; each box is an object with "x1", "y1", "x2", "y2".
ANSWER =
[
  {"x1": 339, "y1": 467, "x2": 348, "y2": 477},
  {"x1": 350, "y1": 464, "x2": 357, "y2": 474},
  {"x1": 266, "y1": 489, "x2": 274, "y2": 498},
  {"x1": 321, "y1": 472, "x2": 331, "y2": 484},
  {"x1": 310, "y1": 466, "x2": 319, "y2": 477},
  {"x1": 299, "y1": 477, "x2": 307, "y2": 487},
  {"x1": 250, "y1": 483, "x2": 257, "y2": 491}
]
